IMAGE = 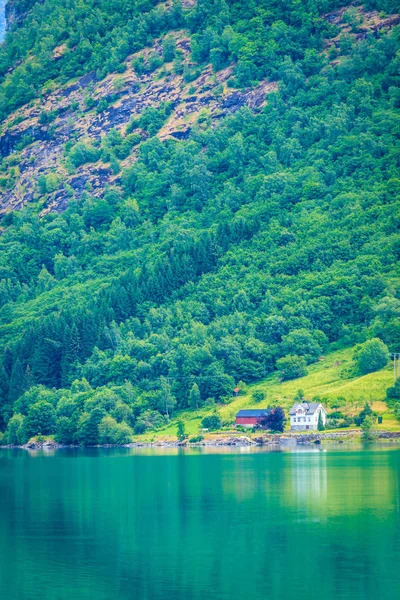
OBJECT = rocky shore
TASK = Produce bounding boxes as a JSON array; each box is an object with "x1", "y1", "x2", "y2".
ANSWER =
[{"x1": 2, "y1": 430, "x2": 400, "y2": 450}]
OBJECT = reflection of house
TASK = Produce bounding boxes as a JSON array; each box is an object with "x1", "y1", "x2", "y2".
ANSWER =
[
  {"x1": 235, "y1": 409, "x2": 270, "y2": 428},
  {"x1": 289, "y1": 401, "x2": 327, "y2": 431}
]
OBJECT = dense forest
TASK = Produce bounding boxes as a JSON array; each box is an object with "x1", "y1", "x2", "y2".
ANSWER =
[{"x1": 0, "y1": 0, "x2": 399, "y2": 444}]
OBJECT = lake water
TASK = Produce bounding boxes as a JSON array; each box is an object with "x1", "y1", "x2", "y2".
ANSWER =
[{"x1": 0, "y1": 445, "x2": 399, "y2": 600}]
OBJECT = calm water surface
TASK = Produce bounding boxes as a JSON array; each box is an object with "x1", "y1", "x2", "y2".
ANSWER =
[{"x1": 0, "y1": 445, "x2": 399, "y2": 600}]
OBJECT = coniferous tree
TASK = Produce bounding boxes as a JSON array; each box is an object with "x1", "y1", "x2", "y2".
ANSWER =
[
  {"x1": 8, "y1": 359, "x2": 25, "y2": 404},
  {"x1": 318, "y1": 411, "x2": 325, "y2": 432},
  {"x1": 189, "y1": 382, "x2": 201, "y2": 412}
]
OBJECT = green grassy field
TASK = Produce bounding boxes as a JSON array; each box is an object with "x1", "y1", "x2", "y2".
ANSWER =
[{"x1": 137, "y1": 347, "x2": 398, "y2": 441}]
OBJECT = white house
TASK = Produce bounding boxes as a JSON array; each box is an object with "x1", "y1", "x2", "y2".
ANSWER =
[{"x1": 289, "y1": 401, "x2": 327, "y2": 431}]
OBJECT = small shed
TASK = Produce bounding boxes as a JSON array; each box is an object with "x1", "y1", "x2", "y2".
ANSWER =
[
  {"x1": 235, "y1": 409, "x2": 270, "y2": 428},
  {"x1": 233, "y1": 387, "x2": 241, "y2": 397}
]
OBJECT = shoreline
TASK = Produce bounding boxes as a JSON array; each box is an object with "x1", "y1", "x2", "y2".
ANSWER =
[{"x1": 2, "y1": 430, "x2": 400, "y2": 450}]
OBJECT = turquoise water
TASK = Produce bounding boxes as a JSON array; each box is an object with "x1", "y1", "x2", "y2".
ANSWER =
[{"x1": 0, "y1": 445, "x2": 399, "y2": 599}]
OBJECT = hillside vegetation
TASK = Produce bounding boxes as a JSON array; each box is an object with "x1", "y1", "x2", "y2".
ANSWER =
[
  {"x1": 0, "y1": 0, "x2": 400, "y2": 444},
  {"x1": 135, "y1": 347, "x2": 396, "y2": 440}
]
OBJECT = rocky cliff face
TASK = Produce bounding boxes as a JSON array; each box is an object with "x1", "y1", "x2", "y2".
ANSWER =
[{"x1": 0, "y1": 30, "x2": 276, "y2": 215}]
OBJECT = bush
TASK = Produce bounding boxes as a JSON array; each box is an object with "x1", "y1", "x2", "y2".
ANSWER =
[
  {"x1": 354, "y1": 402, "x2": 374, "y2": 426},
  {"x1": 201, "y1": 414, "x2": 222, "y2": 431},
  {"x1": 67, "y1": 142, "x2": 101, "y2": 168},
  {"x1": 189, "y1": 435, "x2": 204, "y2": 443},
  {"x1": 99, "y1": 415, "x2": 132, "y2": 444},
  {"x1": 386, "y1": 380, "x2": 400, "y2": 402},
  {"x1": 251, "y1": 390, "x2": 266, "y2": 403},
  {"x1": 276, "y1": 355, "x2": 308, "y2": 381},
  {"x1": 134, "y1": 420, "x2": 146, "y2": 435},
  {"x1": 361, "y1": 415, "x2": 376, "y2": 441},
  {"x1": 176, "y1": 420, "x2": 187, "y2": 441},
  {"x1": 6, "y1": 414, "x2": 25, "y2": 445},
  {"x1": 258, "y1": 407, "x2": 286, "y2": 432},
  {"x1": 354, "y1": 338, "x2": 389, "y2": 375}
]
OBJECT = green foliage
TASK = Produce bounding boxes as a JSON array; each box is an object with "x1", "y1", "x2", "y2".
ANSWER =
[
  {"x1": 189, "y1": 435, "x2": 204, "y2": 443},
  {"x1": 386, "y1": 380, "x2": 400, "y2": 404},
  {"x1": 354, "y1": 402, "x2": 374, "y2": 426},
  {"x1": 98, "y1": 415, "x2": 133, "y2": 444},
  {"x1": 163, "y1": 35, "x2": 176, "y2": 62},
  {"x1": 354, "y1": 339, "x2": 390, "y2": 375},
  {"x1": 176, "y1": 419, "x2": 187, "y2": 441},
  {"x1": 66, "y1": 142, "x2": 101, "y2": 169},
  {"x1": 76, "y1": 407, "x2": 105, "y2": 446},
  {"x1": 317, "y1": 411, "x2": 325, "y2": 431},
  {"x1": 134, "y1": 409, "x2": 167, "y2": 434},
  {"x1": 277, "y1": 355, "x2": 308, "y2": 381},
  {"x1": 55, "y1": 416, "x2": 77, "y2": 444},
  {"x1": 0, "y1": 0, "x2": 400, "y2": 442},
  {"x1": 24, "y1": 400, "x2": 57, "y2": 439},
  {"x1": 127, "y1": 103, "x2": 173, "y2": 136},
  {"x1": 361, "y1": 415, "x2": 376, "y2": 440},
  {"x1": 201, "y1": 413, "x2": 222, "y2": 431},
  {"x1": 189, "y1": 383, "x2": 202, "y2": 411},
  {"x1": 251, "y1": 390, "x2": 266, "y2": 403},
  {"x1": 6, "y1": 413, "x2": 25, "y2": 445},
  {"x1": 37, "y1": 173, "x2": 60, "y2": 195}
]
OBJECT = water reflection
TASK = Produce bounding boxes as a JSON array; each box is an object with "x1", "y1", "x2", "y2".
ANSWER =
[
  {"x1": 288, "y1": 451, "x2": 328, "y2": 508},
  {"x1": 0, "y1": 447, "x2": 399, "y2": 600}
]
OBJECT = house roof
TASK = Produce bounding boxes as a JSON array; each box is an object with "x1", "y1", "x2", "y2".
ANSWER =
[
  {"x1": 289, "y1": 402, "x2": 323, "y2": 416},
  {"x1": 236, "y1": 409, "x2": 271, "y2": 418}
]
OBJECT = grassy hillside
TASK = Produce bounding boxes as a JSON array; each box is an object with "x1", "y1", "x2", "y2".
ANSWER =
[
  {"x1": 220, "y1": 348, "x2": 393, "y2": 418},
  {"x1": 138, "y1": 347, "x2": 398, "y2": 440}
]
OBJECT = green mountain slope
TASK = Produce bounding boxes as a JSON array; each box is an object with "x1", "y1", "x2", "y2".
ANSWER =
[{"x1": 0, "y1": 0, "x2": 399, "y2": 444}]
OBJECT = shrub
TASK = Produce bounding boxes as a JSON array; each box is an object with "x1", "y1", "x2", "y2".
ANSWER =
[
  {"x1": 99, "y1": 415, "x2": 133, "y2": 444},
  {"x1": 276, "y1": 355, "x2": 308, "y2": 381},
  {"x1": 176, "y1": 420, "x2": 187, "y2": 441},
  {"x1": 251, "y1": 390, "x2": 266, "y2": 403},
  {"x1": 189, "y1": 435, "x2": 204, "y2": 443},
  {"x1": 67, "y1": 142, "x2": 101, "y2": 168},
  {"x1": 361, "y1": 415, "x2": 376, "y2": 441},
  {"x1": 201, "y1": 414, "x2": 222, "y2": 431},
  {"x1": 354, "y1": 338, "x2": 389, "y2": 375},
  {"x1": 6, "y1": 414, "x2": 25, "y2": 445},
  {"x1": 354, "y1": 402, "x2": 374, "y2": 426},
  {"x1": 134, "y1": 420, "x2": 146, "y2": 435},
  {"x1": 386, "y1": 380, "x2": 400, "y2": 402},
  {"x1": 258, "y1": 407, "x2": 286, "y2": 432}
]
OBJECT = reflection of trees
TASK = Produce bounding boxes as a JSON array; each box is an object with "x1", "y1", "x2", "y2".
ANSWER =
[
  {"x1": 286, "y1": 451, "x2": 328, "y2": 513},
  {"x1": 1, "y1": 448, "x2": 400, "y2": 600}
]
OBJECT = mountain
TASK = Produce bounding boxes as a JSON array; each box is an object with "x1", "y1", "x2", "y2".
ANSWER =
[{"x1": 0, "y1": 0, "x2": 399, "y2": 444}]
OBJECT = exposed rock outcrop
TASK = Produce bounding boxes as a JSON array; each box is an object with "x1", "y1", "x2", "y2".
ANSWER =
[{"x1": 0, "y1": 31, "x2": 277, "y2": 215}]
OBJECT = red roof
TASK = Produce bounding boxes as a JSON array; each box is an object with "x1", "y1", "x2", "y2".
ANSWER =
[{"x1": 233, "y1": 387, "x2": 241, "y2": 393}]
